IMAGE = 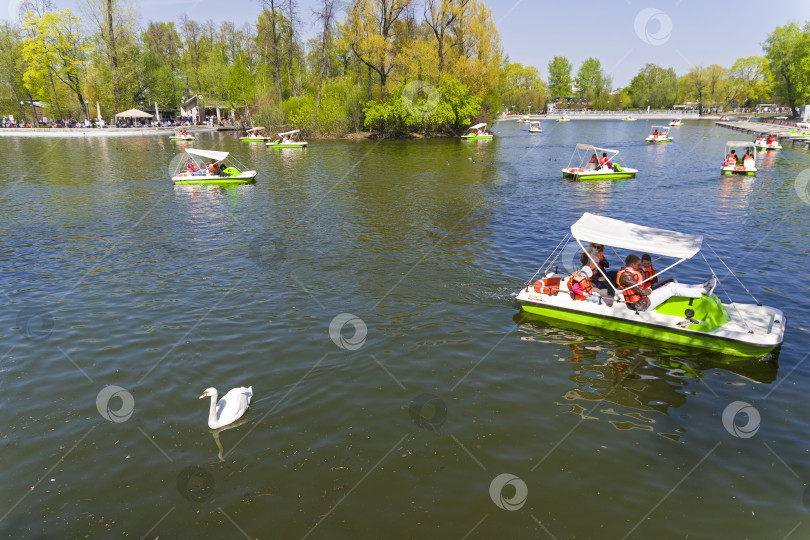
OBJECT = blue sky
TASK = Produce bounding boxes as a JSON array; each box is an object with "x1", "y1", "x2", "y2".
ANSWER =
[{"x1": 6, "y1": 0, "x2": 809, "y2": 87}]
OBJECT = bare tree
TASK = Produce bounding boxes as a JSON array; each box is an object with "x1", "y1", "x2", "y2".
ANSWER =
[{"x1": 313, "y1": 0, "x2": 336, "y2": 110}]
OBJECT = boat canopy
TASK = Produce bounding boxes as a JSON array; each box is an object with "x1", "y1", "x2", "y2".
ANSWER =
[
  {"x1": 278, "y1": 129, "x2": 300, "y2": 136},
  {"x1": 570, "y1": 212, "x2": 703, "y2": 259},
  {"x1": 467, "y1": 123, "x2": 487, "y2": 131},
  {"x1": 726, "y1": 140, "x2": 755, "y2": 148},
  {"x1": 575, "y1": 143, "x2": 619, "y2": 156},
  {"x1": 650, "y1": 125, "x2": 669, "y2": 133},
  {"x1": 246, "y1": 127, "x2": 265, "y2": 133},
  {"x1": 186, "y1": 148, "x2": 229, "y2": 162}
]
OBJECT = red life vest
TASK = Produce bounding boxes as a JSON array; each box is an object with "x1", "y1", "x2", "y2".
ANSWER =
[
  {"x1": 640, "y1": 264, "x2": 657, "y2": 286},
  {"x1": 617, "y1": 267, "x2": 645, "y2": 304},
  {"x1": 567, "y1": 275, "x2": 593, "y2": 300}
]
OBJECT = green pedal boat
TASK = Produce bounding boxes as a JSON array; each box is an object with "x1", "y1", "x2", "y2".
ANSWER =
[
  {"x1": 515, "y1": 213, "x2": 785, "y2": 357},
  {"x1": 172, "y1": 148, "x2": 257, "y2": 185},
  {"x1": 562, "y1": 143, "x2": 638, "y2": 180},
  {"x1": 460, "y1": 122, "x2": 493, "y2": 140}
]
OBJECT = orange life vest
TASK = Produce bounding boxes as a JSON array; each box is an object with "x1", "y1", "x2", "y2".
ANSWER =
[
  {"x1": 724, "y1": 154, "x2": 736, "y2": 166},
  {"x1": 567, "y1": 275, "x2": 593, "y2": 300},
  {"x1": 617, "y1": 267, "x2": 645, "y2": 304},
  {"x1": 640, "y1": 264, "x2": 657, "y2": 286}
]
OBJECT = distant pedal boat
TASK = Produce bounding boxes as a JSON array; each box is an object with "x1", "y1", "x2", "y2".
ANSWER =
[
  {"x1": 645, "y1": 125, "x2": 672, "y2": 143},
  {"x1": 754, "y1": 135, "x2": 782, "y2": 150},
  {"x1": 172, "y1": 148, "x2": 257, "y2": 185},
  {"x1": 529, "y1": 121, "x2": 542, "y2": 133},
  {"x1": 171, "y1": 131, "x2": 195, "y2": 141},
  {"x1": 561, "y1": 143, "x2": 638, "y2": 180},
  {"x1": 266, "y1": 129, "x2": 308, "y2": 147},
  {"x1": 721, "y1": 141, "x2": 757, "y2": 175},
  {"x1": 460, "y1": 122, "x2": 493, "y2": 140},
  {"x1": 241, "y1": 127, "x2": 272, "y2": 142}
]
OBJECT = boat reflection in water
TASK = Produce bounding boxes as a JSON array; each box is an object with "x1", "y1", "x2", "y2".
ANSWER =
[{"x1": 513, "y1": 312, "x2": 778, "y2": 439}]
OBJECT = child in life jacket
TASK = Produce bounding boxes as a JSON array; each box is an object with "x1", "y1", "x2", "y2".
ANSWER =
[{"x1": 568, "y1": 266, "x2": 594, "y2": 300}]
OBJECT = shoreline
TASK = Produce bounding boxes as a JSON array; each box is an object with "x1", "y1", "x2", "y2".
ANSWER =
[{"x1": 0, "y1": 126, "x2": 219, "y2": 138}]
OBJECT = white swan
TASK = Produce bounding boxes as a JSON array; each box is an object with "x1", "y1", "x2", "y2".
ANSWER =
[{"x1": 200, "y1": 386, "x2": 253, "y2": 429}]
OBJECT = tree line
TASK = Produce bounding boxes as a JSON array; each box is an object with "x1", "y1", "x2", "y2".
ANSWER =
[
  {"x1": 542, "y1": 21, "x2": 809, "y2": 117},
  {"x1": 0, "y1": 1, "x2": 807, "y2": 135}
]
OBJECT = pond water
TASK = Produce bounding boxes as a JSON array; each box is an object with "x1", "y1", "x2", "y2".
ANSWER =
[{"x1": 1, "y1": 118, "x2": 809, "y2": 538}]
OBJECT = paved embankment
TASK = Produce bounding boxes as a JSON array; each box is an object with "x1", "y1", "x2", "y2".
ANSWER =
[{"x1": 0, "y1": 127, "x2": 217, "y2": 138}]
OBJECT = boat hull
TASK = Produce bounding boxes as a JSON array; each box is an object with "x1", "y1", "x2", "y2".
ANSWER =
[
  {"x1": 172, "y1": 171, "x2": 257, "y2": 185},
  {"x1": 721, "y1": 166, "x2": 756, "y2": 176},
  {"x1": 754, "y1": 145, "x2": 781, "y2": 150},
  {"x1": 562, "y1": 168, "x2": 637, "y2": 180},
  {"x1": 517, "y1": 291, "x2": 784, "y2": 357},
  {"x1": 171, "y1": 137, "x2": 195, "y2": 141},
  {"x1": 646, "y1": 138, "x2": 672, "y2": 143},
  {"x1": 241, "y1": 137, "x2": 271, "y2": 142},
  {"x1": 461, "y1": 135, "x2": 493, "y2": 140},
  {"x1": 266, "y1": 141, "x2": 308, "y2": 147},
  {"x1": 529, "y1": 128, "x2": 542, "y2": 133}
]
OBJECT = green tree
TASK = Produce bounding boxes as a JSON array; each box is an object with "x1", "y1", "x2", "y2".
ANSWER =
[
  {"x1": 22, "y1": 8, "x2": 90, "y2": 120},
  {"x1": 575, "y1": 57, "x2": 605, "y2": 103},
  {"x1": 728, "y1": 56, "x2": 771, "y2": 107},
  {"x1": 763, "y1": 21, "x2": 810, "y2": 116},
  {"x1": 627, "y1": 63, "x2": 677, "y2": 109},
  {"x1": 679, "y1": 65, "x2": 709, "y2": 114},
  {"x1": 547, "y1": 56, "x2": 572, "y2": 102}
]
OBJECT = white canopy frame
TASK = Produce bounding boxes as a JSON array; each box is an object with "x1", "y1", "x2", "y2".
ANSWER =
[
  {"x1": 724, "y1": 140, "x2": 757, "y2": 162},
  {"x1": 570, "y1": 213, "x2": 703, "y2": 295},
  {"x1": 245, "y1": 126, "x2": 266, "y2": 134},
  {"x1": 173, "y1": 148, "x2": 252, "y2": 178},
  {"x1": 567, "y1": 144, "x2": 620, "y2": 169},
  {"x1": 463, "y1": 123, "x2": 489, "y2": 135},
  {"x1": 649, "y1": 125, "x2": 670, "y2": 136}
]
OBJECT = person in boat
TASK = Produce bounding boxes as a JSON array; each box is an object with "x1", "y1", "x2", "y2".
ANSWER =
[
  {"x1": 724, "y1": 150, "x2": 737, "y2": 166},
  {"x1": 589, "y1": 153, "x2": 599, "y2": 169},
  {"x1": 767, "y1": 134, "x2": 777, "y2": 145},
  {"x1": 639, "y1": 254, "x2": 676, "y2": 290},
  {"x1": 743, "y1": 151, "x2": 755, "y2": 168},
  {"x1": 581, "y1": 243, "x2": 610, "y2": 286},
  {"x1": 186, "y1": 158, "x2": 199, "y2": 173},
  {"x1": 568, "y1": 267, "x2": 593, "y2": 300},
  {"x1": 617, "y1": 254, "x2": 712, "y2": 311},
  {"x1": 652, "y1": 129, "x2": 659, "y2": 137}
]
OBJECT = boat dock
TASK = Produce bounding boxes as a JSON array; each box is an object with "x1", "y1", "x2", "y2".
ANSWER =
[{"x1": 715, "y1": 120, "x2": 810, "y2": 148}]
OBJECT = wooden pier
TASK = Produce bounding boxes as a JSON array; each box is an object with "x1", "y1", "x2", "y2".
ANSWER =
[{"x1": 715, "y1": 120, "x2": 810, "y2": 148}]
